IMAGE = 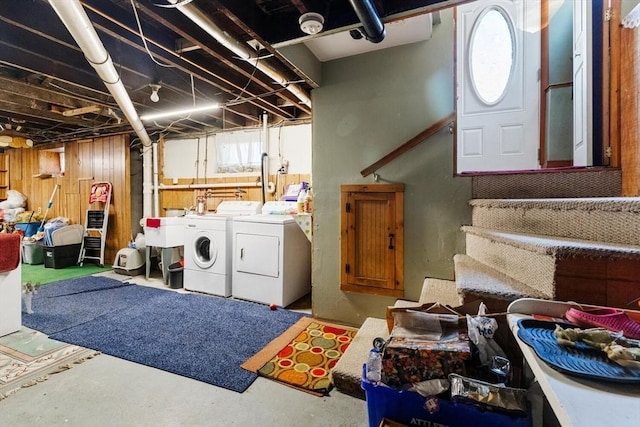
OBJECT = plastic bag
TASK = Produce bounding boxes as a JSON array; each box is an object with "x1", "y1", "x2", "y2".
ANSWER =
[{"x1": 466, "y1": 302, "x2": 506, "y2": 366}]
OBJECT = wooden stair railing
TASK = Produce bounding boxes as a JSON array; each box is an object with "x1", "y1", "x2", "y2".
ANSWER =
[{"x1": 360, "y1": 113, "x2": 456, "y2": 177}]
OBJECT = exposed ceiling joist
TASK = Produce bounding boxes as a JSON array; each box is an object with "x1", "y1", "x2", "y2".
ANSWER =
[{"x1": 0, "y1": 0, "x2": 453, "y2": 146}]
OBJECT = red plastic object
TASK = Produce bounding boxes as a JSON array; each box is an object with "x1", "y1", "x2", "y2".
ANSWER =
[
  {"x1": 565, "y1": 307, "x2": 640, "y2": 339},
  {"x1": 146, "y1": 218, "x2": 161, "y2": 228}
]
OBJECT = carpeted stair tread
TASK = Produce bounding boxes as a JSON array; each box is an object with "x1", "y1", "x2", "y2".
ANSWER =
[
  {"x1": 419, "y1": 278, "x2": 461, "y2": 306},
  {"x1": 470, "y1": 197, "x2": 640, "y2": 246},
  {"x1": 471, "y1": 168, "x2": 621, "y2": 199},
  {"x1": 462, "y1": 226, "x2": 640, "y2": 259},
  {"x1": 470, "y1": 197, "x2": 640, "y2": 212},
  {"x1": 330, "y1": 317, "x2": 389, "y2": 399},
  {"x1": 463, "y1": 227, "x2": 556, "y2": 298},
  {"x1": 454, "y1": 254, "x2": 546, "y2": 301}
]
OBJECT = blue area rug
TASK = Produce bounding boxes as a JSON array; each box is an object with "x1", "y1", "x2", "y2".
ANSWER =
[
  {"x1": 23, "y1": 276, "x2": 150, "y2": 335},
  {"x1": 22, "y1": 277, "x2": 307, "y2": 392}
]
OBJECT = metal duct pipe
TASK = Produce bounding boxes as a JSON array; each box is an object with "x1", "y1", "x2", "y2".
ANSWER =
[
  {"x1": 167, "y1": 0, "x2": 311, "y2": 107},
  {"x1": 349, "y1": 0, "x2": 386, "y2": 43},
  {"x1": 48, "y1": 0, "x2": 156, "y2": 217}
]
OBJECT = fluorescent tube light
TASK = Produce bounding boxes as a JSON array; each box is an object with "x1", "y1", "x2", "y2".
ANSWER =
[{"x1": 140, "y1": 103, "x2": 220, "y2": 121}]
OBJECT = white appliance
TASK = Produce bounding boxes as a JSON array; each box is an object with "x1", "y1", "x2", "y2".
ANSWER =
[
  {"x1": 231, "y1": 201, "x2": 311, "y2": 307},
  {"x1": 183, "y1": 201, "x2": 262, "y2": 296}
]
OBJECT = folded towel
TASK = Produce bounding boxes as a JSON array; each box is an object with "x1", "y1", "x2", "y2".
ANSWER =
[{"x1": 0, "y1": 233, "x2": 21, "y2": 273}]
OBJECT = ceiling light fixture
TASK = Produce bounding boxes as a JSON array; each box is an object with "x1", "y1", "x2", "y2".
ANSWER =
[
  {"x1": 299, "y1": 12, "x2": 324, "y2": 35},
  {"x1": 140, "y1": 103, "x2": 220, "y2": 121},
  {"x1": 0, "y1": 134, "x2": 33, "y2": 148},
  {"x1": 149, "y1": 84, "x2": 161, "y2": 102}
]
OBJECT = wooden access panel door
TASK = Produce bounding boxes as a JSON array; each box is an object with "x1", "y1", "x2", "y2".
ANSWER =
[{"x1": 341, "y1": 184, "x2": 404, "y2": 297}]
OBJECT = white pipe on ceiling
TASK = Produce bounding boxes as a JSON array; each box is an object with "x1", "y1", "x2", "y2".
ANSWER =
[
  {"x1": 167, "y1": 0, "x2": 312, "y2": 108},
  {"x1": 48, "y1": 0, "x2": 157, "y2": 217}
]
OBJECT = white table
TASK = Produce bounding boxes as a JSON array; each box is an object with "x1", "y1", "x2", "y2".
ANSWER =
[
  {"x1": 0, "y1": 263, "x2": 21, "y2": 337},
  {"x1": 508, "y1": 312, "x2": 640, "y2": 427}
]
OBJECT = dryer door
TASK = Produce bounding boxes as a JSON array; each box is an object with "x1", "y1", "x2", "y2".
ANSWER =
[
  {"x1": 191, "y1": 231, "x2": 219, "y2": 269},
  {"x1": 235, "y1": 233, "x2": 280, "y2": 278}
]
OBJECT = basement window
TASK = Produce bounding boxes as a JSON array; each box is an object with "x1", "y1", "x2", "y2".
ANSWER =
[
  {"x1": 215, "y1": 130, "x2": 262, "y2": 174},
  {"x1": 163, "y1": 130, "x2": 262, "y2": 179}
]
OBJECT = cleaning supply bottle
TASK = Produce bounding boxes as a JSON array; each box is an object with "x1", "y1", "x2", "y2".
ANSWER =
[
  {"x1": 303, "y1": 187, "x2": 313, "y2": 213},
  {"x1": 296, "y1": 188, "x2": 305, "y2": 214}
]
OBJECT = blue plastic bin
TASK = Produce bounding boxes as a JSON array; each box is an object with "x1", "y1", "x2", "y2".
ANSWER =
[
  {"x1": 361, "y1": 365, "x2": 531, "y2": 427},
  {"x1": 15, "y1": 222, "x2": 40, "y2": 237}
]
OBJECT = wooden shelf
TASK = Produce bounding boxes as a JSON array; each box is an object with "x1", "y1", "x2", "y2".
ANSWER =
[{"x1": 0, "y1": 154, "x2": 8, "y2": 198}]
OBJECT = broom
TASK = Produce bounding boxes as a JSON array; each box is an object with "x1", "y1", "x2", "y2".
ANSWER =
[{"x1": 38, "y1": 184, "x2": 60, "y2": 232}]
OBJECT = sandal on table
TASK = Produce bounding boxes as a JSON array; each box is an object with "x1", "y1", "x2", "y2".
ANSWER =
[{"x1": 565, "y1": 307, "x2": 640, "y2": 340}]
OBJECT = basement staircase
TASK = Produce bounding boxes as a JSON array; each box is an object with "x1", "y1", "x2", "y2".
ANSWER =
[
  {"x1": 331, "y1": 168, "x2": 640, "y2": 398},
  {"x1": 456, "y1": 197, "x2": 640, "y2": 312}
]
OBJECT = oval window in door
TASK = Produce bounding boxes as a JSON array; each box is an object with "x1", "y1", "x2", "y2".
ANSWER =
[{"x1": 469, "y1": 6, "x2": 515, "y2": 105}]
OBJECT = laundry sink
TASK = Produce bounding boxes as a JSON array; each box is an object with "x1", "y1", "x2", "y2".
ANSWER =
[{"x1": 144, "y1": 216, "x2": 186, "y2": 247}]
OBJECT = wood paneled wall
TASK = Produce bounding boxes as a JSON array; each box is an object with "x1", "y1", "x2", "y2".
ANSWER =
[
  {"x1": 7, "y1": 135, "x2": 131, "y2": 264},
  {"x1": 6, "y1": 134, "x2": 310, "y2": 265},
  {"x1": 621, "y1": 26, "x2": 640, "y2": 195}
]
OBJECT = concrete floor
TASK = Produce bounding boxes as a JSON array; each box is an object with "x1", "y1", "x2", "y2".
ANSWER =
[{"x1": 0, "y1": 271, "x2": 369, "y2": 427}]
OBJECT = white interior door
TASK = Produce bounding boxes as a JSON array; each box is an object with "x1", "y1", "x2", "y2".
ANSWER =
[
  {"x1": 456, "y1": 0, "x2": 541, "y2": 173},
  {"x1": 572, "y1": 0, "x2": 592, "y2": 167}
]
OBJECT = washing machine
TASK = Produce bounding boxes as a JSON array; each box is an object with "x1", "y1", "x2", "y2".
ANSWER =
[
  {"x1": 231, "y1": 201, "x2": 311, "y2": 307},
  {"x1": 183, "y1": 201, "x2": 262, "y2": 296}
]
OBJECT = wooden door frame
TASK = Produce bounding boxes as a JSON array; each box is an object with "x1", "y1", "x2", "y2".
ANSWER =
[{"x1": 539, "y1": 0, "x2": 619, "y2": 169}]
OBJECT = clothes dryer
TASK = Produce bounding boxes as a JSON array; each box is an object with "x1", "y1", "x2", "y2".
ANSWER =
[
  {"x1": 231, "y1": 201, "x2": 310, "y2": 307},
  {"x1": 183, "y1": 201, "x2": 261, "y2": 296}
]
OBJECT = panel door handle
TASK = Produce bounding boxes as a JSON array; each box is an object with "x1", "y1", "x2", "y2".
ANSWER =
[
  {"x1": 388, "y1": 233, "x2": 395, "y2": 250},
  {"x1": 240, "y1": 248, "x2": 244, "y2": 259}
]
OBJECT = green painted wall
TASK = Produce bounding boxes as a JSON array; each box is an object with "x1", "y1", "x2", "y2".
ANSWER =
[{"x1": 311, "y1": 10, "x2": 471, "y2": 327}]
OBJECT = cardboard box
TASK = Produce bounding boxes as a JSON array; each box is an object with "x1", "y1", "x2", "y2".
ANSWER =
[{"x1": 381, "y1": 333, "x2": 472, "y2": 387}]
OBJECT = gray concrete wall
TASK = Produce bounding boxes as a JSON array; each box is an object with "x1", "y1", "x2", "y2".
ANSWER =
[{"x1": 311, "y1": 10, "x2": 471, "y2": 327}]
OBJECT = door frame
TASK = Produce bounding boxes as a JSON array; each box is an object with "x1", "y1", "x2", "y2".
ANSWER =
[
  {"x1": 454, "y1": 0, "x2": 541, "y2": 174},
  {"x1": 456, "y1": 0, "x2": 615, "y2": 173}
]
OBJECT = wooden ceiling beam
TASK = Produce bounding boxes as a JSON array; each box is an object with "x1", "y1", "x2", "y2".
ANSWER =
[
  {"x1": 61, "y1": 105, "x2": 103, "y2": 117},
  {"x1": 87, "y1": 1, "x2": 298, "y2": 121}
]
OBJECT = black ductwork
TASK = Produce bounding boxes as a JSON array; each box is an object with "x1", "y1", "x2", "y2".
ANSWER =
[{"x1": 348, "y1": 0, "x2": 386, "y2": 43}]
